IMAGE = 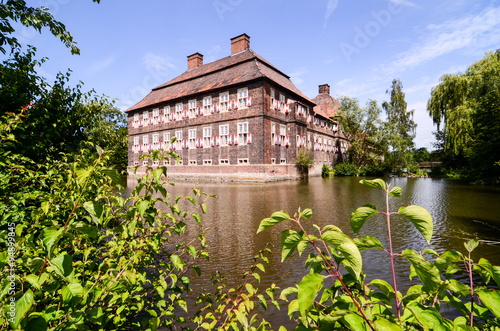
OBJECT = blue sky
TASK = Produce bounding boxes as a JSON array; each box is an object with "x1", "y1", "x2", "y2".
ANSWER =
[{"x1": 8, "y1": 0, "x2": 500, "y2": 149}]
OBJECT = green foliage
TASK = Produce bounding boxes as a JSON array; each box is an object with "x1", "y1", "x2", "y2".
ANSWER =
[
  {"x1": 333, "y1": 162, "x2": 359, "y2": 176},
  {"x1": 383, "y1": 79, "x2": 417, "y2": 170},
  {"x1": 335, "y1": 96, "x2": 386, "y2": 168},
  {"x1": 0, "y1": 0, "x2": 101, "y2": 55},
  {"x1": 258, "y1": 178, "x2": 500, "y2": 330},
  {"x1": 358, "y1": 163, "x2": 388, "y2": 176},
  {"x1": 321, "y1": 164, "x2": 331, "y2": 177},
  {"x1": 428, "y1": 51, "x2": 500, "y2": 178},
  {"x1": 295, "y1": 150, "x2": 315, "y2": 176},
  {"x1": 0, "y1": 48, "x2": 126, "y2": 171}
]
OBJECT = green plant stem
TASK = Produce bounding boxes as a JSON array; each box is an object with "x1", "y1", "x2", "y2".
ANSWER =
[
  {"x1": 465, "y1": 254, "x2": 474, "y2": 327},
  {"x1": 385, "y1": 190, "x2": 401, "y2": 322}
]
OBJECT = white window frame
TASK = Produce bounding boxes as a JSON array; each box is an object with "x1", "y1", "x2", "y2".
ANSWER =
[
  {"x1": 153, "y1": 108, "x2": 159, "y2": 124},
  {"x1": 238, "y1": 158, "x2": 249, "y2": 165},
  {"x1": 270, "y1": 88, "x2": 275, "y2": 102},
  {"x1": 280, "y1": 158, "x2": 286, "y2": 164},
  {"x1": 175, "y1": 131, "x2": 182, "y2": 149},
  {"x1": 271, "y1": 123, "x2": 276, "y2": 145},
  {"x1": 203, "y1": 96, "x2": 212, "y2": 115},
  {"x1": 152, "y1": 134, "x2": 159, "y2": 149},
  {"x1": 220, "y1": 124, "x2": 229, "y2": 146},
  {"x1": 163, "y1": 132, "x2": 170, "y2": 144},
  {"x1": 271, "y1": 158, "x2": 276, "y2": 164},
  {"x1": 134, "y1": 161, "x2": 139, "y2": 166},
  {"x1": 188, "y1": 99, "x2": 196, "y2": 118},
  {"x1": 188, "y1": 160, "x2": 197, "y2": 165},
  {"x1": 203, "y1": 127, "x2": 212, "y2": 148},
  {"x1": 279, "y1": 94, "x2": 286, "y2": 112},
  {"x1": 280, "y1": 125, "x2": 286, "y2": 142},
  {"x1": 163, "y1": 159, "x2": 170, "y2": 165},
  {"x1": 237, "y1": 122, "x2": 248, "y2": 145},
  {"x1": 219, "y1": 159, "x2": 229, "y2": 164},
  {"x1": 134, "y1": 113, "x2": 139, "y2": 123},
  {"x1": 219, "y1": 92, "x2": 229, "y2": 112},
  {"x1": 164, "y1": 106, "x2": 170, "y2": 115},
  {"x1": 143, "y1": 135, "x2": 148, "y2": 145},
  {"x1": 143, "y1": 110, "x2": 149, "y2": 120},
  {"x1": 143, "y1": 160, "x2": 148, "y2": 166},
  {"x1": 238, "y1": 88, "x2": 249, "y2": 108},
  {"x1": 189, "y1": 129, "x2": 196, "y2": 149},
  {"x1": 203, "y1": 160, "x2": 212, "y2": 165},
  {"x1": 176, "y1": 103, "x2": 183, "y2": 120},
  {"x1": 133, "y1": 137, "x2": 139, "y2": 146}
]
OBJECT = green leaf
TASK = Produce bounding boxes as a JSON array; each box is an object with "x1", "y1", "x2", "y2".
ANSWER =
[
  {"x1": 405, "y1": 302, "x2": 442, "y2": 329},
  {"x1": 353, "y1": 236, "x2": 384, "y2": 250},
  {"x1": 101, "y1": 168, "x2": 122, "y2": 188},
  {"x1": 350, "y1": 204, "x2": 378, "y2": 235},
  {"x1": 41, "y1": 227, "x2": 65, "y2": 258},
  {"x1": 359, "y1": 178, "x2": 387, "y2": 190},
  {"x1": 76, "y1": 167, "x2": 92, "y2": 186},
  {"x1": 83, "y1": 201, "x2": 104, "y2": 225},
  {"x1": 398, "y1": 205, "x2": 433, "y2": 244},
  {"x1": 389, "y1": 186, "x2": 402, "y2": 198},
  {"x1": 464, "y1": 239, "x2": 479, "y2": 253},
  {"x1": 402, "y1": 250, "x2": 441, "y2": 293},
  {"x1": 322, "y1": 230, "x2": 362, "y2": 280},
  {"x1": 200, "y1": 202, "x2": 208, "y2": 214},
  {"x1": 61, "y1": 283, "x2": 83, "y2": 306},
  {"x1": 342, "y1": 312, "x2": 370, "y2": 330},
  {"x1": 11, "y1": 289, "x2": 34, "y2": 329},
  {"x1": 281, "y1": 230, "x2": 302, "y2": 262},
  {"x1": 301, "y1": 208, "x2": 312, "y2": 219},
  {"x1": 192, "y1": 212, "x2": 201, "y2": 224},
  {"x1": 280, "y1": 286, "x2": 298, "y2": 302},
  {"x1": 137, "y1": 200, "x2": 149, "y2": 218},
  {"x1": 477, "y1": 258, "x2": 500, "y2": 287},
  {"x1": 476, "y1": 289, "x2": 500, "y2": 318},
  {"x1": 373, "y1": 317, "x2": 402, "y2": 330},
  {"x1": 434, "y1": 250, "x2": 463, "y2": 272},
  {"x1": 69, "y1": 221, "x2": 97, "y2": 238},
  {"x1": 50, "y1": 253, "x2": 73, "y2": 278},
  {"x1": 370, "y1": 279, "x2": 394, "y2": 296},
  {"x1": 257, "y1": 211, "x2": 290, "y2": 233},
  {"x1": 298, "y1": 273, "x2": 325, "y2": 320}
]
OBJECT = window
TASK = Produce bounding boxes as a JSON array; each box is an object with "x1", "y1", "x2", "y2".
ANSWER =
[
  {"x1": 134, "y1": 161, "x2": 139, "y2": 166},
  {"x1": 163, "y1": 159, "x2": 170, "y2": 165},
  {"x1": 280, "y1": 158, "x2": 286, "y2": 164},
  {"x1": 153, "y1": 160, "x2": 159, "y2": 166},
  {"x1": 189, "y1": 129, "x2": 196, "y2": 149},
  {"x1": 220, "y1": 124, "x2": 229, "y2": 146},
  {"x1": 133, "y1": 137, "x2": 139, "y2": 153},
  {"x1": 175, "y1": 159, "x2": 183, "y2": 166},
  {"x1": 143, "y1": 110, "x2": 148, "y2": 120},
  {"x1": 271, "y1": 123, "x2": 276, "y2": 145},
  {"x1": 203, "y1": 160, "x2": 212, "y2": 165},
  {"x1": 134, "y1": 113, "x2": 139, "y2": 124},
  {"x1": 153, "y1": 108, "x2": 159, "y2": 124},
  {"x1": 143, "y1": 160, "x2": 148, "y2": 166},
  {"x1": 271, "y1": 158, "x2": 276, "y2": 164},
  {"x1": 238, "y1": 158, "x2": 249, "y2": 165},
  {"x1": 176, "y1": 103, "x2": 183, "y2": 120},
  {"x1": 220, "y1": 159, "x2": 229, "y2": 164},
  {"x1": 175, "y1": 131, "x2": 182, "y2": 149},
  {"x1": 203, "y1": 127, "x2": 211, "y2": 147},
  {"x1": 163, "y1": 132, "x2": 170, "y2": 147},
  {"x1": 153, "y1": 134, "x2": 159, "y2": 149},
  {"x1": 143, "y1": 135, "x2": 148, "y2": 145},
  {"x1": 280, "y1": 125, "x2": 286, "y2": 143},
  {"x1": 237, "y1": 122, "x2": 248, "y2": 145},
  {"x1": 188, "y1": 160, "x2": 197, "y2": 165},
  {"x1": 279, "y1": 94, "x2": 286, "y2": 111},
  {"x1": 203, "y1": 96, "x2": 212, "y2": 115},
  {"x1": 270, "y1": 88, "x2": 275, "y2": 103},
  {"x1": 164, "y1": 106, "x2": 170, "y2": 115},
  {"x1": 238, "y1": 88, "x2": 248, "y2": 108},
  {"x1": 188, "y1": 99, "x2": 196, "y2": 118},
  {"x1": 219, "y1": 92, "x2": 229, "y2": 112}
]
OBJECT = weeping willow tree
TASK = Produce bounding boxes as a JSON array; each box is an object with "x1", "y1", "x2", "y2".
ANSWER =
[{"x1": 427, "y1": 51, "x2": 500, "y2": 177}]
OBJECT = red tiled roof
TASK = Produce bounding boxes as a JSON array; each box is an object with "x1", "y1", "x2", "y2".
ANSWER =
[
  {"x1": 312, "y1": 93, "x2": 340, "y2": 119},
  {"x1": 126, "y1": 49, "x2": 313, "y2": 112}
]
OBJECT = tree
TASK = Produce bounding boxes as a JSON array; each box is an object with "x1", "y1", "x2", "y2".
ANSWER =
[
  {"x1": 382, "y1": 79, "x2": 416, "y2": 169},
  {"x1": 0, "y1": 0, "x2": 100, "y2": 55},
  {"x1": 413, "y1": 147, "x2": 430, "y2": 163},
  {"x1": 428, "y1": 51, "x2": 500, "y2": 177},
  {"x1": 0, "y1": 48, "x2": 124, "y2": 165},
  {"x1": 335, "y1": 96, "x2": 386, "y2": 169}
]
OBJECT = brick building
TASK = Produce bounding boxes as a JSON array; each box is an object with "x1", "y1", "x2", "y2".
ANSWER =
[{"x1": 126, "y1": 34, "x2": 348, "y2": 181}]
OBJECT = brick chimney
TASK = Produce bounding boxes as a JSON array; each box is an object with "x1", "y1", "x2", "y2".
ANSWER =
[
  {"x1": 231, "y1": 33, "x2": 250, "y2": 55},
  {"x1": 187, "y1": 52, "x2": 203, "y2": 71},
  {"x1": 319, "y1": 84, "x2": 330, "y2": 95}
]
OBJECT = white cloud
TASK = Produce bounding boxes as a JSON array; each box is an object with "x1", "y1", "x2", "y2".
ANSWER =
[
  {"x1": 290, "y1": 68, "x2": 309, "y2": 86},
  {"x1": 323, "y1": 0, "x2": 340, "y2": 29},
  {"x1": 382, "y1": 6, "x2": 500, "y2": 74},
  {"x1": 143, "y1": 53, "x2": 176, "y2": 71},
  {"x1": 387, "y1": 0, "x2": 417, "y2": 8},
  {"x1": 87, "y1": 54, "x2": 118, "y2": 75}
]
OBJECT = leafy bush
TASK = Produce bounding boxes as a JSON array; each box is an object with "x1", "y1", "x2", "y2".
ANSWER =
[
  {"x1": 321, "y1": 164, "x2": 331, "y2": 177},
  {"x1": 258, "y1": 179, "x2": 500, "y2": 330},
  {"x1": 333, "y1": 162, "x2": 359, "y2": 176},
  {"x1": 358, "y1": 163, "x2": 388, "y2": 176},
  {"x1": 296, "y1": 150, "x2": 315, "y2": 177}
]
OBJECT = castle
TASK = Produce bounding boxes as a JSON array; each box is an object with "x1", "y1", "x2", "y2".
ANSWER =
[{"x1": 126, "y1": 34, "x2": 348, "y2": 181}]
